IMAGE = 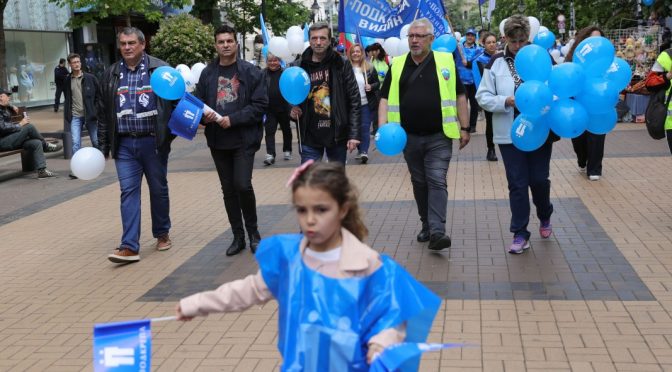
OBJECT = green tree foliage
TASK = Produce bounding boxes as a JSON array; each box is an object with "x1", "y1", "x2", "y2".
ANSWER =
[
  {"x1": 191, "y1": 0, "x2": 220, "y2": 26},
  {"x1": 48, "y1": 0, "x2": 191, "y2": 27},
  {"x1": 445, "y1": 0, "x2": 482, "y2": 32},
  {"x1": 151, "y1": 14, "x2": 216, "y2": 66},
  {"x1": 265, "y1": 1, "x2": 311, "y2": 36},
  {"x1": 490, "y1": 0, "x2": 653, "y2": 36},
  {"x1": 221, "y1": 0, "x2": 259, "y2": 36}
]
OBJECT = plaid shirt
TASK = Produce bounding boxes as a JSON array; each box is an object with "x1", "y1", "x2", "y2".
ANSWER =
[{"x1": 116, "y1": 56, "x2": 157, "y2": 134}]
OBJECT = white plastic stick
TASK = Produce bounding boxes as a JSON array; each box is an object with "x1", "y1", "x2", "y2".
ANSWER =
[
  {"x1": 203, "y1": 104, "x2": 223, "y2": 121},
  {"x1": 150, "y1": 316, "x2": 177, "y2": 323}
]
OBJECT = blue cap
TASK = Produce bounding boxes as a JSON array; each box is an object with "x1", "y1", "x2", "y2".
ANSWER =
[{"x1": 466, "y1": 28, "x2": 477, "y2": 35}]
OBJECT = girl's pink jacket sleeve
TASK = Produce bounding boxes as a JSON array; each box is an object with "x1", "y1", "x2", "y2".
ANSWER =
[{"x1": 179, "y1": 271, "x2": 272, "y2": 317}]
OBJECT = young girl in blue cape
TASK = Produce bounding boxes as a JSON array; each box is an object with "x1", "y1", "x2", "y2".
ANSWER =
[{"x1": 177, "y1": 160, "x2": 440, "y2": 371}]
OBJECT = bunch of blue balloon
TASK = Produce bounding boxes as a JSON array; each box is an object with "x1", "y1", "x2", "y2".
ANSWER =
[
  {"x1": 431, "y1": 35, "x2": 458, "y2": 53},
  {"x1": 511, "y1": 36, "x2": 632, "y2": 151}
]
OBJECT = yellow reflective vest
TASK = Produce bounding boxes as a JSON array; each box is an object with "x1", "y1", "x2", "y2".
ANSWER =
[
  {"x1": 656, "y1": 50, "x2": 672, "y2": 130},
  {"x1": 387, "y1": 51, "x2": 459, "y2": 139}
]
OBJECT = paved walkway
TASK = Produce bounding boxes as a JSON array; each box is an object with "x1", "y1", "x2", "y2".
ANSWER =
[{"x1": 1, "y1": 115, "x2": 672, "y2": 371}]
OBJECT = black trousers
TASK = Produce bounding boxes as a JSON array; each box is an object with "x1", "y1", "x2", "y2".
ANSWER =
[
  {"x1": 571, "y1": 131, "x2": 606, "y2": 176},
  {"x1": 264, "y1": 111, "x2": 292, "y2": 156},
  {"x1": 484, "y1": 111, "x2": 494, "y2": 149},
  {"x1": 667, "y1": 130, "x2": 672, "y2": 155},
  {"x1": 54, "y1": 85, "x2": 63, "y2": 111},
  {"x1": 0, "y1": 124, "x2": 46, "y2": 169},
  {"x1": 465, "y1": 83, "x2": 480, "y2": 131},
  {"x1": 210, "y1": 147, "x2": 258, "y2": 237}
]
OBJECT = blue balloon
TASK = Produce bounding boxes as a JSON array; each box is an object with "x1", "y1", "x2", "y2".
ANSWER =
[
  {"x1": 548, "y1": 62, "x2": 585, "y2": 98},
  {"x1": 572, "y1": 36, "x2": 615, "y2": 77},
  {"x1": 279, "y1": 67, "x2": 310, "y2": 105},
  {"x1": 375, "y1": 123, "x2": 407, "y2": 156},
  {"x1": 604, "y1": 57, "x2": 632, "y2": 92},
  {"x1": 514, "y1": 80, "x2": 553, "y2": 118},
  {"x1": 514, "y1": 44, "x2": 552, "y2": 82},
  {"x1": 511, "y1": 114, "x2": 551, "y2": 152},
  {"x1": 150, "y1": 66, "x2": 186, "y2": 100},
  {"x1": 643, "y1": 0, "x2": 654, "y2": 5},
  {"x1": 575, "y1": 78, "x2": 619, "y2": 114},
  {"x1": 533, "y1": 29, "x2": 556, "y2": 50},
  {"x1": 432, "y1": 35, "x2": 457, "y2": 53},
  {"x1": 587, "y1": 107, "x2": 617, "y2": 135},
  {"x1": 548, "y1": 99, "x2": 589, "y2": 138}
]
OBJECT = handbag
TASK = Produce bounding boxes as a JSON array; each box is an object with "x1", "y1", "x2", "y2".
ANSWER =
[{"x1": 644, "y1": 87, "x2": 672, "y2": 140}]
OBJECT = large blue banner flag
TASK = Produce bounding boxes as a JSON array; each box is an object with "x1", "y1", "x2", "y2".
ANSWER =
[
  {"x1": 338, "y1": 0, "x2": 448, "y2": 39},
  {"x1": 93, "y1": 319, "x2": 151, "y2": 372}
]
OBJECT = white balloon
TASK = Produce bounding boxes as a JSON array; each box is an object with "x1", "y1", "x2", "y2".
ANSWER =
[
  {"x1": 560, "y1": 45, "x2": 570, "y2": 56},
  {"x1": 191, "y1": 62, "x2": 206, "y2": 82},
  {"x1": 539, "y1": 26, "x2": 549, "y2": 33},
  {"x1": 454, "y1": 32, "x2": 462, "y2": 41},
  {"x1": 383, "y1": 37, "x2": 401, "y2": 57},
  {"x1": 286, "y1": 25, "x2": 303, "y2": 39},
  {"x1": 175, "y1": 64, "x2": 190, "y2": 74},
  {"x1": 550, "y1": 49, "x2": 561, "y2": 58},
  {"x1": 528, "y1": 17, "x2": 541, "y2": 42},
  {"x1": 397, "y1": 38, "x2": 410, "y2": 55},
  {"x1": 288, "y1": 34, "x2": 305, "y2": 56},
  {"x1": 499, "y1": 18, "x2": 508, "y2": 37},
  {"x1": 400, "y1": 24, "x2": 410, "y2": 39},
  {"x1": 178, "y1": 68, "x2": 196, "y2": 92},
  {"x1": 269, "y1": 36, "x2": 291, "y2": 60},
  {"x1": 70, "y1": 147, "x2": 105, "y2": 180},
  {"x1": 557, "y1": 56, "x2": 565, "y2": 64}
]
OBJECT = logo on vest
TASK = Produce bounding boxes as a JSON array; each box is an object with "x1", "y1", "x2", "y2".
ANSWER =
[
  {"x1": 441, "y1": 68, "x2": 450, "y2": 80},
  {"x1": 138, "y1": 93, "x2": 150, "y2": 107}
]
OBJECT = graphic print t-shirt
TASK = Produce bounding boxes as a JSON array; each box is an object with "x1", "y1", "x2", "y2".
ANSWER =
[
  {"x1": 214, "y1": 63, "x2": 241, "y2": 148},
  {"x1": 305, "y1": 65, "x2": 335, "y2": 147}
]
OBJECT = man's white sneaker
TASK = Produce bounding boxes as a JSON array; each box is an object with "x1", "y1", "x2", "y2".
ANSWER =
[
  {"x1": 263, "y1": 154, "x2": 275, "y2": 166},
  {"x1": 589, "y1": 175, "x2": 600, "y2": 181},
  {"x1": 283, "y1": 151, "x2": 292, "y2": 160}
]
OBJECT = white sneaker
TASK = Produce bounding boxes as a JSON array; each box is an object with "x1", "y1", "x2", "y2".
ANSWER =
[
  {"x1": 578, "y1": 166, "x2": 586, "y2": 173},
  {"x1": 589, "y1": 175, "x2": 600, "y2": 181},
  {"x1": 283, "y1": 151, "x2": 292, "y2": 160},
  {"x1": 263, "y1": 154, "x2": 275, "y2": 166}
]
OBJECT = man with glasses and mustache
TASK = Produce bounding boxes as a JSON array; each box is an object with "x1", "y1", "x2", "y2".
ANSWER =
[{"x1": 379, "y1": 18, "x2": 470, "y2": 251}]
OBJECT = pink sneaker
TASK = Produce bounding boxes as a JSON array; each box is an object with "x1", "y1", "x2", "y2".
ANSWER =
[
  {"x1": 508, "y1": 236, "x2": 530, "y2": 254},
  {"x1": 539, "y1": 220, "x2": 552, "y2": 239}
]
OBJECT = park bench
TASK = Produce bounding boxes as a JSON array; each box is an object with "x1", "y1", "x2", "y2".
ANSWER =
[{"x1": 0, "y1": 106, "x2": 59, "y2": 172}]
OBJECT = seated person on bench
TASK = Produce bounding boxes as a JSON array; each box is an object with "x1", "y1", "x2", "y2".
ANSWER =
[{"x1": 0, "y1": 88, "x2": 62, "y2": 178}]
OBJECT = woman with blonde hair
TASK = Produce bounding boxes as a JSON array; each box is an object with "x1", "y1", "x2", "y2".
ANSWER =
[{"x1": 347, "y1": 44, "x2": 379, "y2": 164}]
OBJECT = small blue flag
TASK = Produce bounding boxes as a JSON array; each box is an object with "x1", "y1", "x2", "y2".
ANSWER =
[
  {"x1": 304, "y1": 23, "x2": 309, "y2": 42},
  {"x1": 93, "y1": 319, "x2": 151, "y2": 372}
]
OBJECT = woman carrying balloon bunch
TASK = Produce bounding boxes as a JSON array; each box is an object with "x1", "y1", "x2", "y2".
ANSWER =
[
  {"x1": 565, "y1": 26, "x2": 607, "y2": 181},
  {"x1": 476, "y1": 15, "x2": 555, "y2": 254},
  {"x1": 347, "y1": 44, "x2": 379, "y2": 164}
]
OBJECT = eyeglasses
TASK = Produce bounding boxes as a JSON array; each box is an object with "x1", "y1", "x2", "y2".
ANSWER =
[{"x1": 408, "y1": 33, "x2": 431, "y2": 40}]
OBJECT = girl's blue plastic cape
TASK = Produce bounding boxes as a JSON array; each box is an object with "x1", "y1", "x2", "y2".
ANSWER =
[{"x1": 255, "y1": 234, "x2": 441, "y2": 372}]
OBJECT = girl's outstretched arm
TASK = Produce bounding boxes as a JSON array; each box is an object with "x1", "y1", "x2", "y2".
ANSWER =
[{"x1": 176, "y1": 271, "x2": 273, "y2": 320}]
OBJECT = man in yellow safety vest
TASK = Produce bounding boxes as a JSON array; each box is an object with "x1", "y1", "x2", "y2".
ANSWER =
[{"x1": 378, "y1": 18, "x2": 470, "y2": 251}]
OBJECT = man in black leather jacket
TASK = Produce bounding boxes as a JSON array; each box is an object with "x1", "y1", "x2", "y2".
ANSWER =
[
  {"x1": 97, "y1": 27, "x2": 176, "y2": 264},
  {"x1": 195, "y1": 25, "x2": 268, "y2": 257},
  {"x1": 0, "y1": 88, "x2": 61, "y2": 178},
  {"x1": 290, "y1": 22, "x2": 360, "y2": 164}
]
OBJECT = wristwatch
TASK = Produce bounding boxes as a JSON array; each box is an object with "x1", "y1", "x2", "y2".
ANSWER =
[{"x1": 460, "y1": 127, "x2": 470, "y2": 132}]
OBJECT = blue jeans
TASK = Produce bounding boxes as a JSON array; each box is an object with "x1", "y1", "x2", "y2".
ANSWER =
[
  {"x1": 357, "y1": 105, "x2": 371, "y2": 154},
  {"x1": 403, "y1": 132, "x2": 453, "y2": 235},
  {"x1": 115, "y1": 136, "x2": 171, "y2": 252},
  {"x1": 70, "y1": 116, "x2": 98, "y2": 153},
  {"x1": 300, "y1": 143, "x2": 347, "y2": 165},
  {"x1": 498, "y1": 142, "x2": 554, "y2": 240}
]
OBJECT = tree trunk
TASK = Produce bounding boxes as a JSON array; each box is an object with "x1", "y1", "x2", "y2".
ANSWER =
[
  {"x1": 0, "y1": 1, "x2": 8, "y2": 89},
  {"x1": 126, "y1": 13, "x2": 132, "y2": 27}
]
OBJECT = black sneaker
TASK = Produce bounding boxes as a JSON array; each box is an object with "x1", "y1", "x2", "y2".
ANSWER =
[
  {"x1": 37, "y1": 168, "x2": 57, "y2": 178},
  {"x1": 45, "y1": 142, "x2": 63, "y2": 152},
  {"x1": 360, "y1": 153, "x2": 368, "y2": 164},
  {"x1": 69, "y1": 173, "x2": 78, "y2": 180},
  {"x1": 428, "y1": 233, "x2": 451, "y2": 251}
]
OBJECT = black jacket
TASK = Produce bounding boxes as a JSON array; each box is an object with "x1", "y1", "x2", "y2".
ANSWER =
[
  {"x1": 97, "y1": 54, "x2": 175, "y2": 159},
  {"x1": 64, "y1": 72, "x2": 100, "y2": 125},
  {"x1": 54, "y1": 65, "x2": 68, "y2": 88},
  {"x1": 194, "y1": 58, "x2": 268, "y2": 151},
  {"x1": 0, "y1": 105, "x2": 20, "y2": 137},
  {"x1": 264, "y1": 67, "x2": 291, "y2": 113},
  {"x1": 295, "y1": 48, "x2": 361, "y2": 144}
]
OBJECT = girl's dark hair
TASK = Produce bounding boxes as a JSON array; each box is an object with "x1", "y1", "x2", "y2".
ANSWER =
[
  {"x1": 365, "y1": 42, "x2": 387, "y2": 61},
  {"x1": 291, "y1": 162, "x2": 368, "y2": 241},
  {"x1": 565, "y1": 26, "x2": 604, "y2": 62},
  {"x1": 480, "y1": 31, "x2": 496, "y2": 44}
]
